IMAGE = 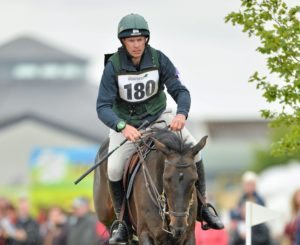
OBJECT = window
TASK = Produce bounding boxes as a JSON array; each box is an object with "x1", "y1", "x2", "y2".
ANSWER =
[
  {"x1": 40, "y1": 63, "x2": 62, "y2": 79},
  {"x1": 61, "y1": 63, "x2": 85, "y2": 79},
  {"x1": 12, "y1": 63, "x2": 40, "y2": 79},
  {"x1": 12, "y1": 62, "x2": 86, "y2": 80}
]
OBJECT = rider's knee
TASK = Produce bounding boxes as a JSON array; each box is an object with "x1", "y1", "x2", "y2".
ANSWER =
[{"x1": 107, "y1": 165, "x2": 123, "y2": 181}]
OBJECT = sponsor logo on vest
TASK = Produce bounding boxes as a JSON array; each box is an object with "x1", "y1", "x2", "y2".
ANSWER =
[{"x1": 128, "y1": 74, "x2": 148, "y2": 81}]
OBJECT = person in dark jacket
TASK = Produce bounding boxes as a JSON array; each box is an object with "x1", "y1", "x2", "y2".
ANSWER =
[
  {"x1": 67, "y1": 197, "x2": 103, "y2": 245},
  {"x1": 229, "y1": 197, "x2": 272, "y2": 245},
  {"x1": 230, "y1": 171, "x2": 265, "y2": 221},
  {"x1": 230, "y1": 223, "x2": 272, "y2": 245},
  {"x1": 13, "y1": 197, "x2": 41, "y2": 245},
  {"x1": 96, "y1": 13, "x2": 224, "y2": 244},
  {"x1": 41, "y1": 206, "x2": 68, "y2": 245},
  {"x1": 229, "y1": 171, "x2": 272, "y2": 245}
]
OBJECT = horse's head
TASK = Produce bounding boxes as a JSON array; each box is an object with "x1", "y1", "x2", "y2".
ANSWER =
[{"x1": 154, "y1": 131, "x2": 207, "y2": 237}]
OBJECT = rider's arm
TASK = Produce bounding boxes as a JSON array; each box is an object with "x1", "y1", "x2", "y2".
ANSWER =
[
  {"x1": 96, "y1": 62, "x2": 122, "y2": 131},
  {"x1": 157, "y1": 50, "x2": 191, "y2": 119}
]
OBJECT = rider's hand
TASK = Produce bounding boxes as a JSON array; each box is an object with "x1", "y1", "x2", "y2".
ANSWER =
[
  {"x1": 170, "y1": 114, "x2": 186, "y2": 131},
  {"x1": 121, "y1": 124, "x2": 141, "y2": 142}
]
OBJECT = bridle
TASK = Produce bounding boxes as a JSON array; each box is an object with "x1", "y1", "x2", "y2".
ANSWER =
[
  {"x1": 163, "y1": 159, "x2": 196, "y2": 218},
  {"x1": 134, "y1": 135, "x2": 196, "y2": 235}
]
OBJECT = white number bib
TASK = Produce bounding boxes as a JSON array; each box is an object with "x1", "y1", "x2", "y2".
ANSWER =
[{"x1": 117, "y1": 70, "x2": 159, "y2": 102}]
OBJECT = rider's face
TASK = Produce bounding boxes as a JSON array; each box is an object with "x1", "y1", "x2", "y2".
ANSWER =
[{"x1": 122, "y1": 36, "x2": 147, "y2": 59}]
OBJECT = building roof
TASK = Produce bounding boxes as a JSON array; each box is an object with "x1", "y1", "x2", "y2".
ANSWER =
[
  {"x1": 0, "y1": 113, "x2": 101, "y2": 143},
  {"x1": 0, "y1": 81, "x2": 108, "y2": 143},
  {"x1": 0, "y1": 36, "x2": 87, "y2": 63},
  {"x1": 0, "y1": 35, "x2": 107, "y2": 142}
]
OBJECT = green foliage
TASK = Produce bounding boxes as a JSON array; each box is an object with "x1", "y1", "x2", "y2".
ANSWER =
[
  {"x1": 251, "y1": 126, "x2": 300, "y2": 172},
  {"x1": 225, "y1": 0, "x2": 300, "y2": 155},
  {"x1": 251, "y1": 146, "x2": 300, "y2": 172}
]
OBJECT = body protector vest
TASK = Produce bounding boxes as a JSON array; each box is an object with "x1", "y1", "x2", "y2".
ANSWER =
[{"x1": 107, "y1": 46, "x2": 167, "y2": 126}]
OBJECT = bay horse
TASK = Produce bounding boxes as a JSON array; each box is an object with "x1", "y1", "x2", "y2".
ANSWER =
[{"x1": 93, "y1": 128, "x2": 207, "y2": 244}]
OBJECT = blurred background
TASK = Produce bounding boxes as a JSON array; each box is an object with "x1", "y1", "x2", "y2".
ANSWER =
[{"x1": 0, "y1": 0, "x2": 299, "y2": 244}]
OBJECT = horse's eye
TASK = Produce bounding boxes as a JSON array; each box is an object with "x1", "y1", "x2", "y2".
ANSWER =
[{"x1": 163, "y1": 174, "x2": 172, "y2": 182}]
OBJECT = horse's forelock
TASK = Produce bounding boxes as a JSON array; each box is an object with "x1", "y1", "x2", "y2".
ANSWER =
[{"x1": 153, "y1": 128, "x2": 193, "y2": 154}]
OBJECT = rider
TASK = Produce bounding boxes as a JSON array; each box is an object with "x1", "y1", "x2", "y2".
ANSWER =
[{"x1": 96, "y1": 13, "x2": 224, "y2": 244}]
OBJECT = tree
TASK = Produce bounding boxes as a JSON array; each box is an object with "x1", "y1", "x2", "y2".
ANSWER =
[
  {"x1": 225, "y1": 0, "x2": 300, "y2": 155},
  {"x1": 251, "y1": 126, "x2": 300, "y2": 172}
]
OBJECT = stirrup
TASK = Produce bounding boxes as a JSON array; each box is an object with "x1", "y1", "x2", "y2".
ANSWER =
[
  {"x1": 110, "y1": 220, "x2": 129, "y2": 235},
  {"x1": 200, "y1": 203, "x2": 219, "y2": 230},
  {"x1": 109, "y1": 219, "x2": 131, "y2": 244}
]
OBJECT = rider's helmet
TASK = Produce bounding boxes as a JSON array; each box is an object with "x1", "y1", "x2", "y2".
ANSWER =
[{"x1": 118, "y1": 13, "x2": 150, "y2": 39}]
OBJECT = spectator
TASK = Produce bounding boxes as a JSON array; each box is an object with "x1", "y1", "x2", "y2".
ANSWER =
[
  {"x1": 0, "y1": 202, "x2": 30, "y2": 245},
  {"x1": 285, "y1": 188, "x2": 300, "y2": 245},
  {"x1": 229, "y1": 201, "x2": 272, "y2": 245},
  {"x1": 230, "y1": 171, "x2": 265, "y2": 221},
  {"x1": 41, "y1": 206, "x2": 68, "y2": 245},
  {"x1": 228, "y1": 171, "x2": 272, "y2": 245},
  {"x1": 67, "y1": 197, "x2": 107, "y2": 245},
  {"x1": 14, "y1": 197, "x2": 41, "y2": 245},
  {"x1": 36, "y1": 207, "x2": 48, "y2": 227}
]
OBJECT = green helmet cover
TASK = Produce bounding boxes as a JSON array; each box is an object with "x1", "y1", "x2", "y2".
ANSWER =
[{"x1": 118, "y1": 13, "x2": 150, "y2": 39}]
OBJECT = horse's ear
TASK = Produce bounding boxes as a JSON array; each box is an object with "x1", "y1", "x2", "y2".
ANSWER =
[
  {"x1": 154, "y1": 139, "x2": 170, "y2": 155},
  {"x1": 191, "y1": 135, "x2": 208, "y2": 156}
]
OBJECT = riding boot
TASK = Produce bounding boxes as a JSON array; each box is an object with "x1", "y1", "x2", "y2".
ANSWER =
[
  {"x1": 108, "y1": 180, "x2": 129, "y2": 245},
  {"x1": 195, "y1": 159, "x2": 224, "y2": 230}
]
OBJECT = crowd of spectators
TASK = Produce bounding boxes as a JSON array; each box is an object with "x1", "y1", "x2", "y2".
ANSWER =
[
  {"x1": 1, "y1": 172, "x2": 299, "y2": 245},
  {"x1": 228, "y1": 171, "x2": 300, "y2": 245},
  {"x1": 0, "y1": 196, "x2": 109, "y2": 245},
  {"x1": 0, "y1": 195, "x2": 228, "y2": 245}
]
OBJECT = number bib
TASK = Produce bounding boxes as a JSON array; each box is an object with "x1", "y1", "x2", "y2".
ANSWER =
[{"x1": 117, "y1": 70, "x2": 159, "y2": 102}]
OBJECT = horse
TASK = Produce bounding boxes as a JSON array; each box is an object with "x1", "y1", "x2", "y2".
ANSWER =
[{"x1": 93, "y1": 128, "x2": 208, "y2": 244}]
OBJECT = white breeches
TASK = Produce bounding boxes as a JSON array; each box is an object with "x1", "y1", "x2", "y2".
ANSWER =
[{"x1": 107, "y1": 109, "x2": 201, "y2": 181}]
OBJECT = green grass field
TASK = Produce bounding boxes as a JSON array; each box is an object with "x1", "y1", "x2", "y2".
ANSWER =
[{"x1": 1, "y1": 164, "x2": 96, "y2": 215}]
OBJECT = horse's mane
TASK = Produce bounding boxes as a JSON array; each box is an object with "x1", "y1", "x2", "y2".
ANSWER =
[{"x1": 152, "y1": 128, "x2": 193, "y2": 154}]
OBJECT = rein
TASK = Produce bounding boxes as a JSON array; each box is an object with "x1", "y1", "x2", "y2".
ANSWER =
[{"x1": 134, "y1": 131, "x2": 195, "y2": 235}]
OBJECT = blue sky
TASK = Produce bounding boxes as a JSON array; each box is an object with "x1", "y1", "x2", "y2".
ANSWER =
[{"x1": 0, "y1": 0, "x2": 297, "y2": 120}]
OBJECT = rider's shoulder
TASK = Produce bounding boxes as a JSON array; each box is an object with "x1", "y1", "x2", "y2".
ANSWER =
[
  {"x1": 150, "y1": 46, "x2": 164, "y2": 58},
  {"x1": 103, "y1": 60, "x2": 117, "y2": 75},
  {"x1": 151, "y1": 48, "x2": 171, "y2": 63}
]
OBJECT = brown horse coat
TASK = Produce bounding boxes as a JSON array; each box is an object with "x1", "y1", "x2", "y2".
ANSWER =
[{"x1": 93, "y1": 130, "x2": 206, "y2": 244}]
